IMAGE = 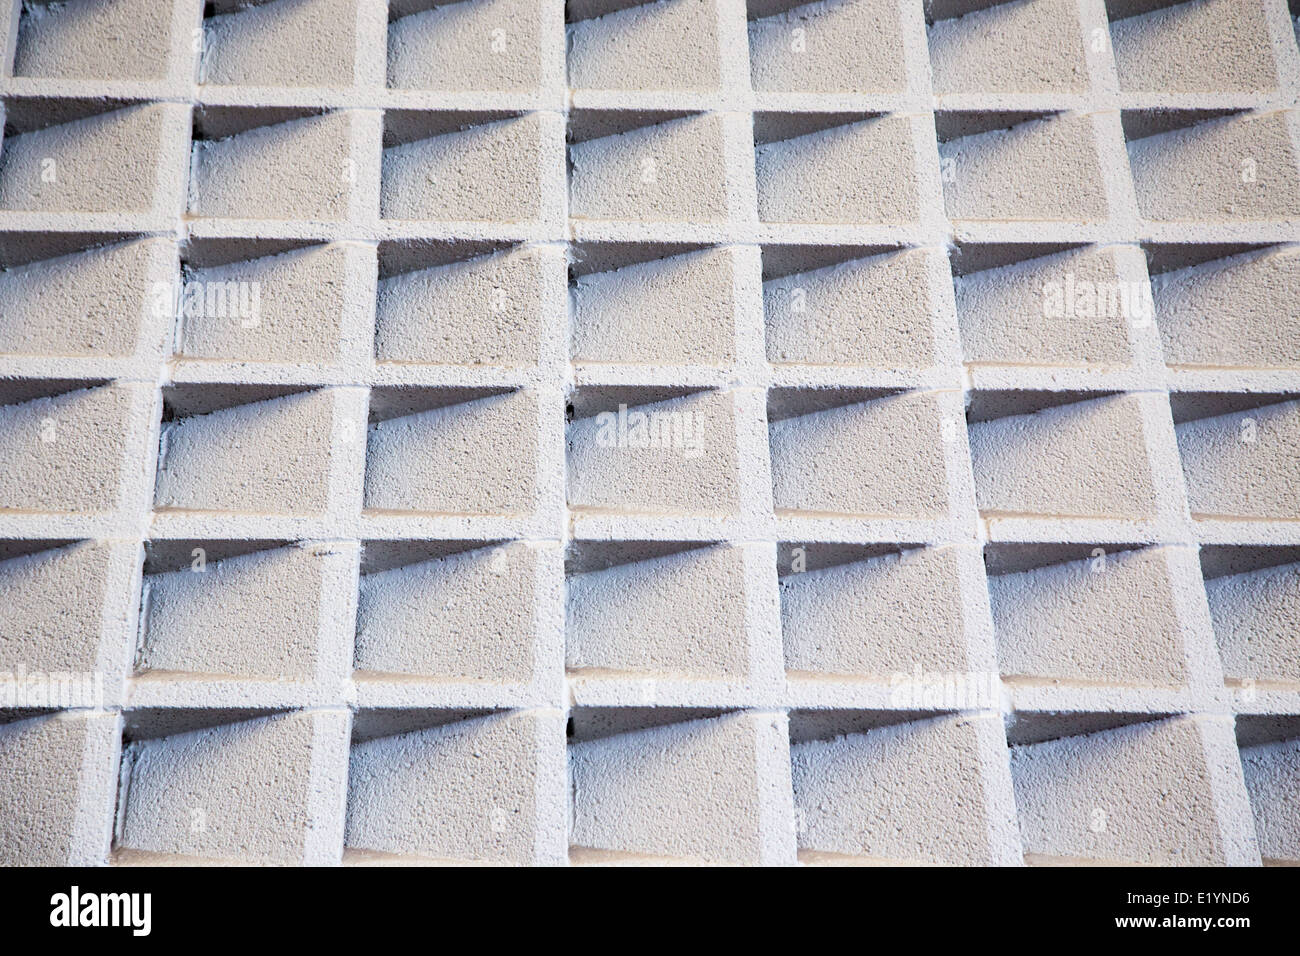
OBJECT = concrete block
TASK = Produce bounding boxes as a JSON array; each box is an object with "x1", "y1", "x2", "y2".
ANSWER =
[
  {"x1": 956, "y1": 246, "x2": 1137, "y2": 368},
  {"x1": 376, "y1": 244, "x2": 558, "y2": 366},
  {"x1": 0, "y1": 382, "x2": 136, "y2": 515},
  {"x1": 968, "y1": 394, "x2": 1159, "y2": 519},
  {"x1": 1206, "y1": 557, "x2": 1300, "y2": 686},
  {"x1": 203, "y1": 0, "x2": 359, "y2": 87},
  {"x1": 1175, "y1": 398, "x2": 1300, "y2": 520},
  {"x1": 355, "y1": 541, "x2": 538, "y2": 682},
  {"x1": 347, "y1": 710, "x2": 563, "y2": 865},
  {"x1": 388, "y1": 0, "x2": 544, "y2": 92},
  {"x1": 929, "y1": 0, "x2": 1089, "y2": 94},
  {"x1": 191, "y1": 110, "x2": 355, "y2": 221},
  {"x1": 765, "y1": 247, "x2": 939, "y2": 368},
  {"x1": 154, "y1": 387, "x2": 338, "y2": 516},
  {"x1": 570, "y1": 114, "x2": 731, "y2": 223},
  {"x1": 781, "y1": 545, "x2": 969, "y2": 678},
  {"x1": 567, "y1": 543, "x2": 749, "y2": 677},
  {"x1": 1155, "y1": 245, "x2": 1300, "y2": 370},
  {"x1": 364, "y1": 388, "x2": 538, "y2": 516},
  {"x1": 177, "y1": 243, "x2": 366, "y2": 364},
  {"x1": 989, "y1": 546, "x2": 1187, "y2": 687},
  {"x1": 769, "y1": 390, "x2": 950, "y2": 517},
  {"x1": 0, "y1": 540, "x2": 134, "y2": 676},
  {"x1": 756, "y1": 115, "x2": 920, "y2": 224},
  {"x1": 1011, "y1": 716, "x2": 1259, "y2": 865},
  {"x1": 792, "y1": 713, "x2": 1018, "y2": 865},
  {"x1": 569, "y1": 711, "x2": 791, "y2": 864},
  {"x1": 1111, "y1": 0, "x2": 1280, "y2": 93},
  {"x1": 1241, "y1": 737, "x2": 1300, "y2": 865},
  {"x1": 572, "y1": 246, "x2": 737, "y2": 366},
  {"x1": 941, "y1": 113, "x2": 1110, "y2": 222},
  {"x1": 382, "y1": 113, "x2": 546, "y2": 222},
  {"x1": 137, "y1": 542, "x2": 348, "y2": 681},
  {"x1": 1128, "y1": 112, "x2": 1300, "y2": 222},
  {"x1": 116, "y1": 710, "x2": 349, "y2": 864},
  {"x1": 567, "y1": 389, "x2": 741, "y2": 516},
  {"x1": 0, "y1": 712, "x2": 120, "y2": 866},
  {"x1": 0, "y1": 238, "x2": 173, "y2": 358},
  {"x1": 569, "y1": 0, "x2": 722, "y2": 91},
  {"x1": 749, "y1": 0, "x2": 908, "y2": 93},
  {"x1": 0, "y1": 104, "x2": 178, "y2": 214},
  {"x1": 13, "y1": 0, "x2": 176, "y2": 80}
]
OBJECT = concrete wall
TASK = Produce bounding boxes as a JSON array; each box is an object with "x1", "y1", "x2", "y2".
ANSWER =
[{"x1": 0, "y1": 0, "x2": 1296, "y2": 866}]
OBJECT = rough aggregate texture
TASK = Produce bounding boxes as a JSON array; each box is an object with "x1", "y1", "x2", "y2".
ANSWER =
[{"x1": 0, "y1": 0, "x2": 1296, "y2": 867}]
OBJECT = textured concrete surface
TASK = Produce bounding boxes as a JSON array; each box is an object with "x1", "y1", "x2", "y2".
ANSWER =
[{"x1": 0, "y1": 0, "x2": 1297, "y2": 867}]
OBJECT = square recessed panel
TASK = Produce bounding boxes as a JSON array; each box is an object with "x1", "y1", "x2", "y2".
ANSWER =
[
  {"x1": 1110, "y1": 0, "x2": 1280, "y2": 94},
  {"x1": 388, "y1": 0, "x2": 545, "y2": 92},
  {"x1": 202, "y1": 0, "x2": 360, "y2": 88},
  {"x1": 929, "y1": 0, "x2": 1089, "y2": 95},
  {"x1": 749, "y1": 0, "x2": 909, "y2": 93}
]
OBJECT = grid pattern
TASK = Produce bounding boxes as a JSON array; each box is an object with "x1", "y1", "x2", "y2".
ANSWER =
[{"x1": 0, "y1": 0, "x2": 1298, "y2": 866}]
